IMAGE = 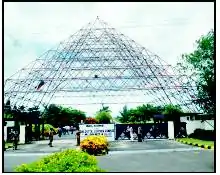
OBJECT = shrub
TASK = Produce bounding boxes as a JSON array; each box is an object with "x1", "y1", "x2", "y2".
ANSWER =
[
  {"x1": 80, "y1": 135, "x2": 108, "y2": 155},
  {"x1": 85, "y1": 117, "x2": 98, "y2": 124},
  {"x1": 15, "y1": 149, "x2": 104, "y2": 172},
  {"x1": 95, "y1": 111, "x2": 112, "y2": 124},
  {"x1": 188, "y1": 129, "x2": 215, "y2": 141},
  {"x1": 32, "y1": 124, "x2": 58, "y2": 137}
]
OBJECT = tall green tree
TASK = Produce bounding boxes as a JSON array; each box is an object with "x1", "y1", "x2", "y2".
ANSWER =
[
  {"x1": 177, "y1": 30, "x2": 215, "y2": 114},
  {"x1": 163, "y1": 104, "x2": 183, "y2": 122},
  {"x1": 43, "y1": 104, "x2": 86, "y2": 126},
  {"x1": 95, "y1": 111, "x2": 112, "y2": 124},
  {"x1": 117, "y1": 104, "x2": 160, "y2": 123},
  {"x1": 118, "y1": 105, "x2": 129, "y2": 123}
]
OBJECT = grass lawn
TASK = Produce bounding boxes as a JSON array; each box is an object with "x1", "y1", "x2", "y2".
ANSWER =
[{"x1": 178, "y1": 138, "x2": 214, "y2": 147}]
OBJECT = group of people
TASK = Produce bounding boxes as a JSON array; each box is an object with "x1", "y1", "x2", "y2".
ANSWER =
[
  {"x1": 49, "y1": 126, "x2": 80, "y2": 147},
  {"x1": 57, "y1": 126, "x2": 76, "y2": 137},
  {"x1": 125, "y1": 125, "x2": 143, "y2": 142}
]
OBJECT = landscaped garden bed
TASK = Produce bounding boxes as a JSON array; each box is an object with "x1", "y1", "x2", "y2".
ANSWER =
[
  {"x1": 80, "y1": 135, "x2": 109, "y2": 156},
  {"x1": 15, "y1": 149, "x2": 105, "y2": 172},
  {"x1": 176, "y1": 138, "x2": 214, "y2": 149}
]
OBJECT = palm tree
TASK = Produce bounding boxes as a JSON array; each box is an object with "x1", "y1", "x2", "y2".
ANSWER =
[
  {"x1": 99, "y1": 105, "x2": 111, "y2": 113},
  {"x1": 119, "y1": 105, "x2": 129, "y2": 123}
]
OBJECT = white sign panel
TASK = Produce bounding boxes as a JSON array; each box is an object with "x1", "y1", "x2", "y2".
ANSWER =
[
  {"x1": 79, "y1": 124, "x2": 115, "y2": 141},
  {"x1": 7, "y1": 121, "x2": 15, "y2": 127}
]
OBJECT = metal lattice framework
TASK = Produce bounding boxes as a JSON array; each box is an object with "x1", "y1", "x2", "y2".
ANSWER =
[{"x1": 4, "y1": 17, "x2": 201, "y2": 113}]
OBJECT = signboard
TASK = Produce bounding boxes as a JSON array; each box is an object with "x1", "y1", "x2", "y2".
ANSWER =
[{"x1": 79, "y1": 124, "x2": 115, "y2": 141}]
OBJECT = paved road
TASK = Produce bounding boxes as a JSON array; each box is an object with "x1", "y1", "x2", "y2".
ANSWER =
[
  {"x1": 97, "y1": 149, "x2": 214, "y2": 172},
  {"x1": 4, "y1": 149, "x2": 214, "y2": 172},
  {"x1": 109, "y1": 139, "x2": 197, "y2": 151},
  {"x1": 3, "y1": 138, "x2": 215, "y2": 172}
]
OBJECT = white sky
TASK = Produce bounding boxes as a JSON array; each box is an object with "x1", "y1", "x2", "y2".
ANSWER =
[{"x1": 4, "y1": 2, "x2": 214, "y2": 117}]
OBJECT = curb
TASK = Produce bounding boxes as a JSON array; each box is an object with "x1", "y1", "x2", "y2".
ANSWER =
[{"x1": 175, "y1": 139, "x2": 214, "y2": 150}]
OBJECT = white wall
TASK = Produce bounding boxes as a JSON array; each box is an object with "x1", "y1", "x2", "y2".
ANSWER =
[
  {"x1": 4, "y1": 121, "x2": 15, "y2": 141},
  {"x1": 185, "y1": 121, "x2": 203, "y2": 135},
  {"x1": 203, "y1": 120, "x2": 214, "y2": 130},
  {"x1": 6, "y1": 121, "x2": 15, "y2": 127},
  {"x1": 184, "y1": 120, "x2": 214, "y2": 135}
]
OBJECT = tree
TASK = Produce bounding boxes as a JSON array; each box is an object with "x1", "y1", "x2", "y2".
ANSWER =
[
  {"x1": 177, "y1": 30, "x2": 215, "y2": 114},
  {"x1": 118, "y1": 105, "x2": 129, "y2": 123},
  {"x1": 117, "y1": 104, "x2": 165, "y2": 123},
  {"x1": 95, "y1": 111, "x2": 112, "y2": 124},
  {"x1": 137, "y1": 104, "x2": 157, "y2": 121},
  {"x1": 43, "y1": 104, "x2": 86, "y2": 126},
  {"x1": 43, "y1": 104, "x2": 60, "y2": 125},
  {"x1": 4, "y1": 100, "x2": 13, "y2": 119},
  {"x1": 99, "y1": 105, "x2": 111, "y2": 113},
  {"x1": 163, "y1": 104, "x2": 183, "y2": 122}
]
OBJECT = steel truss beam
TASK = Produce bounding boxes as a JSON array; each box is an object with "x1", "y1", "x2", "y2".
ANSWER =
[{"x1": 4, "y1": 17, "x2": 201, "y2": 113}]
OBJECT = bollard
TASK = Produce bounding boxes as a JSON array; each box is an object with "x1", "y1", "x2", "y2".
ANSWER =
[{"x1": 76, "y1": 130, "x2": 81, "y2": 146}]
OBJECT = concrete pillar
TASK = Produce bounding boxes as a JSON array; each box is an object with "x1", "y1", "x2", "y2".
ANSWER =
[
  {"x1": 168, "y1": 121, "x2": 175, "y2": 139},
  {"x1": 4, "y1": 126, "x2": 7, "y2": 141},
  {"x1": 19, "y1": 125, "x2": 26, "y2": 144}
]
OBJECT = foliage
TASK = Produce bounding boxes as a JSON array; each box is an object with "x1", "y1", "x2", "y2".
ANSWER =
[
  {"x1": 95, "y1": 111, "x2": 112, "y2": 124},
  {"x1": 80, "y1": 135, "x2": 108, "y2": 155},
  {"x1": 118, "y1": 105, "x2": 129, "y2": 123},
  {"x1": 32, "y1": 124, "x2": 58, "y2": 137},
  {"x1": 4, "y1": 102, "x2": 41, "y2": 123},
  {"x1": 4, "y1": 113, "x2": 13, "y2": 119},
  {"x1": 177, "y1": 30, "x2": 215, "y2": 114},
  {"x1": 15, "y1": 149, "x2": 104, "y2": 172},
  {"x1": 99, "y1": 105, "x2": 111, "y2": 113},
  {"x1": 188, "y1": 129, "x2": 214, "y2": 141},
  {"x1": 117, "y1": 104, "x2": 164, "y2": 123},
  {"x1": 43, "y1": 104, "x2": 86, "y2": 126},
  {"x1": 163, "y1": 104, "x2": 183, "y2": 122},
  {"x1": 84, "y1": 117, "x2": 98, "y2": 124}
]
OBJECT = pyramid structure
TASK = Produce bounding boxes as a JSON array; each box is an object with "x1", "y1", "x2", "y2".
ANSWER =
[{"x1": 4, "y1": 17, "x2": 200, "y2": 113}]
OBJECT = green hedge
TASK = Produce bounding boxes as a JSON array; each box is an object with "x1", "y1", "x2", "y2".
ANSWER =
[
  {"x1": 188, "y1": 129, "x2": 215, "y2": 141},
  {"x1": 15, "y1": 149, "x2": 105, "y2": 172}
]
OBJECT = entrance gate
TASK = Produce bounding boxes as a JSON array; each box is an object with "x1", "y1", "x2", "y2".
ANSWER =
[
  {"x1": 115, "y1": 123, "x2": 168, "y2": 140},
  {"x1": 174, "y1": 122, "x2": 187, "y2": 138}
]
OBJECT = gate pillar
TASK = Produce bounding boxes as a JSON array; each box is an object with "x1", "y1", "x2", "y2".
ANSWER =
[
  {"x1": 19, "y1": 125, "x2": 26, "y2": 144},
  {"x1": 168, "y1": 121, "x2": 174, "y2": 139}
]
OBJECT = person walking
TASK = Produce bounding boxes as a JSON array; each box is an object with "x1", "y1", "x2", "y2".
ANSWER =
[
  {"x1": 48, "y1": 128, "x2": 54, "y2": 147},
  {"x1": 76, "y1": 127, "x2": 81, "y2": 146},
  {"x1": 137, "y1": 126, "x2": 142, "y2": 142},
  {"x1": 10, "y1": 129, "x2": 19, "y2": 150},
  {"x1": 70, "y1": 126, "x2": 74, "y2": 134},
  {"x1": 126, "y1": 125, "x2": 131, "y2": 140},
  {"x1": 58, "y1": 127, "x2": 62, "y2": 137},
  {"x1": 129, "y1": 126, "x2": 134, "y2": 141}
]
